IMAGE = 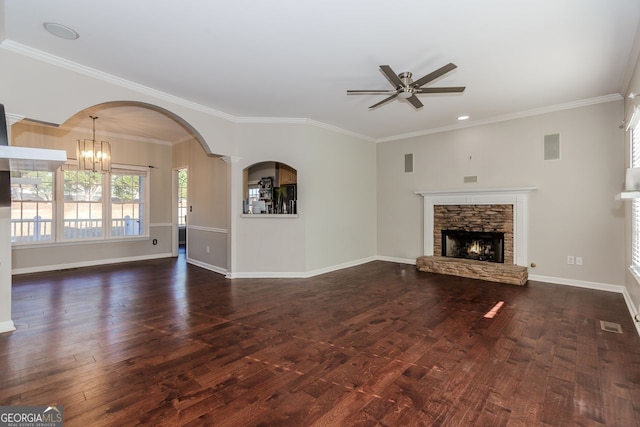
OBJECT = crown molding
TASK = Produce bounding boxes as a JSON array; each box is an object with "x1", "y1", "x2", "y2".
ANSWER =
[
  {"x1": 304, "y1": 118, "x2": 375, "y2": 142},
  {"x1": 2, "y1": 40, "x2": 618, "y2": 145},
  {"x1": 235, "y1": 116, "x2": 307, "y2": 124},
  {"x1": 60, "y1": 124, "x2": 173, "y2": 146},
  {"x1": 2, "y1": 40, "x2": 374, "y2": 143},
  {"x1": 17, "y1": 118, "x2": 174, "y2": 146},
  {"x1": 376, "y1": 93, "x2": 624, "y2": 143},
  {"x1": 5, "y1": 112, "x2": 25, "y2": 126},
  {"x1": 1, "y1": 40, "x2": 237, "y2": 122},
  {"x1": 234, "y1": 116, "x2": 374, "y2": 142}
]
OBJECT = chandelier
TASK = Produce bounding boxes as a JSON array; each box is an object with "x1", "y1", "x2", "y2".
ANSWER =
[{"x1": 77, "y1": 115, "x2": 111, "y2": 172}]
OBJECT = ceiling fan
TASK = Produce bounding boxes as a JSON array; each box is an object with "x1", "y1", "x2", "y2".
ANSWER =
[{"x1": 347, "y1": 63, "x2": 465, "y2": 110}]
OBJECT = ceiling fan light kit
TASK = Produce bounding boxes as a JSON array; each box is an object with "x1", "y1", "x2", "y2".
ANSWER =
[{"x1": 347, "y1": 63, "x2": 465, "y2": 110}]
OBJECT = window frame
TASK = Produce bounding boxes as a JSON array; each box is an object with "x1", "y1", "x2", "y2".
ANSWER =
[
  {"x1": 110, "y1": 167, "x2": 149, "y2": 238},
  {"x1": 177, "y1": 168, "x2": 187, "y2": 227},
  {"x1": 11, "y1": 163, "x2": 150, "y2": 247},
  {"x1": 10, "y1": 170, "x2": 55, "y2": 243},
  {"x1": 60, "y1": 168, "x2": 105, "y2": 241},
  {"x1": 629, "y1": 106, "x2": 640, "y2": 282}
]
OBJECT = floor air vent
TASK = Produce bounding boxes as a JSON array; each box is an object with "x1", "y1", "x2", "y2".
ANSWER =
[{"x1": 600, "y1": 320, "x2": 623, "y2": 334}]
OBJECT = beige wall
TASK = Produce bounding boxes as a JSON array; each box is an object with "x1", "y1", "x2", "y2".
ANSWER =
[
  {"x1": 11, "y1": 120, "x2": 174, "y2": 272},
  {"x1": 173, "y1": 138, "x2": 228, "y2": 273},
  {"x1": 0, "y1": 48, "x2": 237, "y2": 156},
  {"x1": 232, "y1": 124, "x2": 309, "y2": 275},
  {"x1": 377, "y1": 100, "x2": 626, "y2": 287},
  {"x1": 304, "y1": 125, "x2": 377, "y2": 272},
  {"x1": 0, "y1": 45, "x2": 379, "y2": 280},
  {"x1": 2, "y1": 32, "x2": 634, "y2": 331},
  {"x1": 228, "y1": 123, "x2": 377, "y2": 276}
]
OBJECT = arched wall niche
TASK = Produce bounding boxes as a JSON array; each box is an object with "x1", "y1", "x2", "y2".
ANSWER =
[{"x1": 243, "y1": 161, "x2": 297, "y2": 215}]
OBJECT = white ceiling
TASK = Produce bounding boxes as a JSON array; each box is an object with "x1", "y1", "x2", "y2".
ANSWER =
[{"x1": 3, "y1": 0, "x2": 640, "y2": 143}]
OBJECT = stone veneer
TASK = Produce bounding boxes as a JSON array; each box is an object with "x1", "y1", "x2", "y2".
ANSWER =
[
  {"x1": 416, "y1": 256, "x2": 528, "y2": 286},
  {"x1": 433, "y1": 204, "x2": 514, "y2": 264}
]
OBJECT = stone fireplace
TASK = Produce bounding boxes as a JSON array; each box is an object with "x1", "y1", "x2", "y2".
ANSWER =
[
  {"x1": 415, "y1": 187, "x2": 536, "y2": 285},
  {"x1": 435, "y1": 204, "x2": 513, "y2": 264}
]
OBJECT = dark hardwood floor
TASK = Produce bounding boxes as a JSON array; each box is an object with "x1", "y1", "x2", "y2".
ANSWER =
[{"x1": 1, "y1": 257, "x2": 640, "y2": 426}]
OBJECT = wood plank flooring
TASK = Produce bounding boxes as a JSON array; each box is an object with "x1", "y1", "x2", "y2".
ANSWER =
[{"x1": 1, "y1": 257, "x2": 640, "y2": 426}]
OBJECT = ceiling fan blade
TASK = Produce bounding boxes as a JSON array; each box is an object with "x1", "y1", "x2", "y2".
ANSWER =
[
  {"x1": 369, "y1": 93, "x2": 399, "y2": 109},
  {"x1": 347, "y1": 90, "x2": 398, "y2": 95},
  {"x1": 411, "y1": 63, "x2": 457, "y2": 88},
  {"x1": 379, "y1": 65, "x2": 404, "y2": 88},
  {"x1": 415, "y1": 86, "x2": 466, "y2": 93},
  {"x1": 406, "y1": 95, "x2": 423, "y2": 109}
]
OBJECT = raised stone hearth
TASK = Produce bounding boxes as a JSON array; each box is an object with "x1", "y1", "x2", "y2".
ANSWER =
[{"x1": 416, "y1": 256, "x2": 528, "y2": 286}]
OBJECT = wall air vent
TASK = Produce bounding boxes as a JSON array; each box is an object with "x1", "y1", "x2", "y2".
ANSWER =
[{"x1": 404, "y1": 153, "x2": 413, "y2": 173}]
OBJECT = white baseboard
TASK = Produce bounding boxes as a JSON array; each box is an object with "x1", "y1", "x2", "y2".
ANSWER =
[
  {"x1": 227, "y1": 271, "x2": 307, "y2": 279},
  {"x1": 528, "y1": 274, "x2": 625, "y2": 293},
  {"x1": 186, "y1": 258, "x2": 227, "y2": 276},
  {"x1": 12, "y1": 253, "x2": 174, "y2": 275},
  {"x1": 621, "y1": 287, "x2": 640, "y2": 337},
  {"x1": 529, "y1": 274, "x2": 640, "y2": 337},
  {"x1": 226, "y1": 256, "x2": 378, "y2": 279},
  {"x1": 303, "y1": 256, "x2": 378, "y2": 278},
  {"x1": 376, "y1": 255, "x2": 417, "y2": 265},
  {"x1": 0, "y1": 320, "x2": 16, "y2": 334}
]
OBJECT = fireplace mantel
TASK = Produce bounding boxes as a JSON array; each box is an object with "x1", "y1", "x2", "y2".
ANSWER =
[
  {"x1": 416, "y1": 187, "x2": 537, "y2": 267},
  {"x1": 416, "y1": 186, "x2": 537, "y2": 198}
]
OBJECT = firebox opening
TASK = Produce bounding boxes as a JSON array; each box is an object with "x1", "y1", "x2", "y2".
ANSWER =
[{"x1": 441, "y1": 230, "x2": 505, "y2": 263}]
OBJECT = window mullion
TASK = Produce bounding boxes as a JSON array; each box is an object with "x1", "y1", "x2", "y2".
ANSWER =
[
  {"x1": 104, "y1": 172, "x2": 111, "y2": 238},
  {"x1": 55, "y1": 168, "x2": 64, "y2": 242}
]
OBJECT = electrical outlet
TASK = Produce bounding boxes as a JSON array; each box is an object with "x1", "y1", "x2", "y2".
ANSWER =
[
  {"x1": 576, "y1": 256, "x2": 583, "y2": 266},
  {"x1": 567, "y1": 255, "x2": 575, "y2": 265},
  {"x1": 206, "y1": 245, "x2": 210, "y2": 254}
]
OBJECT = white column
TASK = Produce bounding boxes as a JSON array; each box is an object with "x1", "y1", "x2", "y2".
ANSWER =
[
  {"x1": 0, "y1": 206, "x2": 13, "y2": 333},
  {"x1": 222, "y1": 155, "x2": 241, "y2": 278},
  {"x1": 0, "y1": 113, "x2": 22, "y2": 333}
]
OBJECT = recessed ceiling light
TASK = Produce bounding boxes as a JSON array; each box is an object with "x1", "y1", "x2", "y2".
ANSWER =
[
  {"x1": 457, "y1": 115, "x2": 470, "y2": 121},
  {"x1": 43, "y1": 22, "x2": 79, "y2": 40}
]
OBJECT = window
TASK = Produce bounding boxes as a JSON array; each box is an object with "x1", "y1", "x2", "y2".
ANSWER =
[
  {"x1": 248, "y1": 184, "x2": 260, "y2": 204},
  {"x1": 177, "y1": 168, "x2": 187, "y2": 227},
  {"x1": 111, "y1": 171, "x2": 145, "y2": 237},
  {"x1": 63, "y1": 170, "x2": 103, "y2": 240},
  {"x1": 10, "y1": 171, "x2": 54, "y2": 242},
  {"x1": 11, "y1": 165, "x2": 149, "y2": 245},
  {"x1": 632, "y1": 114, "x2": 640, "y2": 276}
]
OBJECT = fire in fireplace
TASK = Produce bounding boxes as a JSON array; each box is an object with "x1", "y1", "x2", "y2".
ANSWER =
[{"x1": 441, "y1": 230, "x2": 505, "y2": 263}]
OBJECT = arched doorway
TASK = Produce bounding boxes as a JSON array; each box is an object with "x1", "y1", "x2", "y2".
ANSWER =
[{"x1": 10, "y1": 101, "x2": 229, "y2": 275}]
